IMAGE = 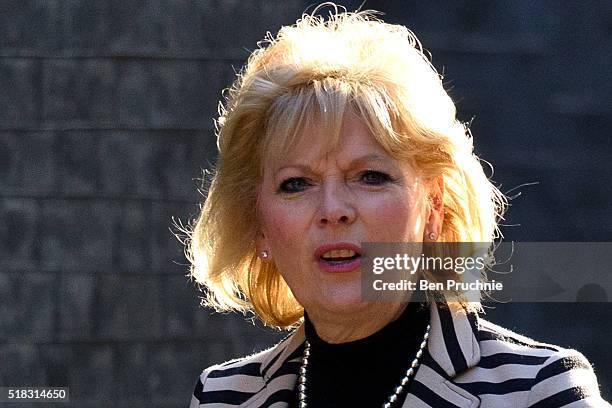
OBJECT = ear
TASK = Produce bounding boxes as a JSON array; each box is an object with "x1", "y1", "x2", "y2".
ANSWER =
[
  {"x1": 255, "y1": 229, "x2": 269, "y2": 259},
  {"x1": 424, "y1": 174, "x2": 445, "y2": 242},
  {"x1": 254, "y1": 188, "x2": 270, "y2": 259}
]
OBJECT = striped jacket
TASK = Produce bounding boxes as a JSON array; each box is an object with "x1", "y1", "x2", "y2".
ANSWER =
[{"x1": 189, "y1": 303, "x2": 609, "y2": 407}]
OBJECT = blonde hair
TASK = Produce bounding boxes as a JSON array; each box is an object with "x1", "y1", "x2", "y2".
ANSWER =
[{"x1": 186, "y1": 5, "x2": 507, "y2": 328}]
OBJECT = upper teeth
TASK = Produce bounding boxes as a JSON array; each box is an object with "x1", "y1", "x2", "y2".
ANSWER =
[{"x1": 322, "y1": 249, "x2": 357, "y2": 258}]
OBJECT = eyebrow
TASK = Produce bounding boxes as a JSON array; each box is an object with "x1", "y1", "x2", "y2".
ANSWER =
[{"x1": 275, "y1": 153, "x2": 391, "y2": 173}]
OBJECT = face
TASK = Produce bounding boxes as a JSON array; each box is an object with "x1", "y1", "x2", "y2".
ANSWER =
[{"x1": 256, "y1": 113, "x2": 439, "y2": 323}]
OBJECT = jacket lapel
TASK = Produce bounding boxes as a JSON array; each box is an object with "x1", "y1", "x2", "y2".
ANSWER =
[
  {"x1": 242, "y1": 302, "x2": 482, "y2": 407},
  {"x1": 240, "y1": 326, "x2": 304, "y2": 407},
  {"x1": 401, "y1": 302, "x2": 481, "y2": 407}
]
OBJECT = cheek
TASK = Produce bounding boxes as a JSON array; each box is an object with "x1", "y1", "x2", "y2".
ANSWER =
[
  {"x1": 363, "y1": 193, "x2": 426, "y2": 240},
  {"x1": 261, "y1": 203, "x2": 307, "y2": 250},
  {"x1": 260, "y1": 204, "x2": 311, "y2": 287}
]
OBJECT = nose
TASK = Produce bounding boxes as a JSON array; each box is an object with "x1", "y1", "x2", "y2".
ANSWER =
[{"x1": 317, "y1": 181, "x2": 357, "y2": 227}]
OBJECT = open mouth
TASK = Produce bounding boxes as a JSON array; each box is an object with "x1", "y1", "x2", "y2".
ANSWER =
[
  {"x1": 314, "y1": 244, "x2": 363, "y2": 272},
  {"x1": 320, "y1": 249, "x2": 361, "y2": 264}
]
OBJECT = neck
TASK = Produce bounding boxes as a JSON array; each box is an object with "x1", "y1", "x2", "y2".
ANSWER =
[{"x1": 305, "y1": 301, "x2": 409, "y2": 343}]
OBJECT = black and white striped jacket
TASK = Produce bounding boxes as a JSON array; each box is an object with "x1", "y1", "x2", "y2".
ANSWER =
[{"x1": 189, "y1": 303, "x2": 609, "y2": 407}]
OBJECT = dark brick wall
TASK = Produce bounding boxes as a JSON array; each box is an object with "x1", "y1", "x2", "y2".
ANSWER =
[{"x1": 1, "y1": 1, "x2": 610, "y2": 406}]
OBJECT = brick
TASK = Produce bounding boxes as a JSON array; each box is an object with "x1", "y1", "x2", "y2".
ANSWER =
[
  {"x1": 95, "y1": 275, "x2": 162, "y2": 339},
  {"x1": 115, "y1": 202, "x2": 152, "y2": 272},
  {"x1": 0, "y1": 59, "x2": 38, "y2": 126},
  {"x1": 150, "y1": 201, "x2": 199, "y2": 272},
  {"x1": 59, "y1": 0, "x2": 311, "y2": 57},
  {"x1": 117, "y1": 60, "x2": 233, "y2": 128},
  {"x1": 154, "y1": 0, "x2": 207, "y2": 53},
  {"x1": 434, "y1": 53, "x2": 535, "y2": 114},
  {"x1": 62, "y1": 0, "x2": 304, "y2": 57},
  {"x1": 547, "y1": 171, "x2": 612, "y2": 231},
  {"x1": 114, "y1": 343, "x2": 150, "y2": 402},
  {"x1": 465, "y1": 2, "x2": 560, "y2": 37},
  {"x1": 545, "y1": 45, "x2": 612, "y2": 116},
  {"x1": 0, "y1": 131, "x2": 57, "y2": 195},
  {"x1": 161, "y1": 275, "x2": 200, "y2": 337},
  {"x1": 556, "y1": 3, "x2": 610, "y2": 46},
  {"x1": 67, "y1": 1, "x2": 165, "y2": 54},
  {"x1": 488, "y1": 163, "x2": 557, "y2": 241},
  {"x1": 80, "y1": 1, "x2": 200, "y2": 55},
  {"x1": 227, "y1": 317, "x2": 285, "y2": 357},
  {"x1": 0, "y1": 199, "x2": 38, "y2": 269},
  {"x1": 57, "y1": 130, "x2": 102, "y2": 195},
  {"x1": 55, "y1": 128, "x2": 210, "y2": 199},
  {"x1": 57, "y1": 273, "x2": 96, "y2": 340},
  {"x1": 0, "y1": 272, "x2": 54, "y2": 342},
  {"x1": 98, "y1": 130, "x2": 215, "y2": 199},
  {"x1": 42, "y1": 59, "x2": 116, "y2": 126},
  {"x1": 39, "y1": 343, "x2": 115, "y2": 402},
  {"x1": 53, "y1": 1, "x2": 312, "y2": 58},
  {"x1": 194, "y1": 0, "x2": 313, "y2": 57},
  {"x1": 193, "y1": 298, "x2": 245, "y2": 339},
  {"x1": 369, "y1": 1, "x2": 477, "y2": 34},
  {"x1": 39, "y1": 200, "x2": 117, "y2": 271},
  {"x1": 370, "y1": 1, "x2": 560, "y2": 54},
  {"x1": 98, "y1": 131, "x2": 161, "y2": 198},
  {"x1": 62, "y1": 1, "x2": 260, "y2": 57},
  {"x1": 147, "y1": 341, "x2": 227, "y2": 402},
  {"x1": 189, "y1": 338, "x2": 229, "y2": 371},
  {"x1": 0, "y1": 343, "x2": 44, "y2": 386},
  {"x1": 193, "y1": 305, "x2": 284, "y2": 353},
  {"x1": 0, "y1": 0, "x2": 61, "y2": 52},
  {"x1": 113, "y1": 340, "x2": 229, "y2": 405},
  {"x1": 484, "y1": 115, "x2": 612, "y2": 242},
  {"x1": 60, "y1": 1, "x2": 116, "y2": 52},
  {"x1": 149, "y1": 130, "x2": 216, "y2": 199}
]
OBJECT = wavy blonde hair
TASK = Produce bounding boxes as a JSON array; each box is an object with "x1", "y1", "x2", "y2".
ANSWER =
[{"x1": 186, "y1": 6, "x2": 507, "y2": 328}]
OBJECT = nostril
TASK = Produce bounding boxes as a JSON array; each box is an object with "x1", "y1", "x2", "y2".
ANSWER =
[{"x1": 318, "y1": 208, "x2": 355, "y2": 225}]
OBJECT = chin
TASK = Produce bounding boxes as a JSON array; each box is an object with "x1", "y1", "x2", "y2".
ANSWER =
[
  {"x1": 316, "y1": 284, "x2": 370, "y2": 315},
  {"x1": 320, "y1": 299, "x2": 371, "y2": 316}
]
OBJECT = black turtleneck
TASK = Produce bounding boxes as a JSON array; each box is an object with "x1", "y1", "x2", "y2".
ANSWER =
[{"x1": 290, "y1": 302, "x2": 430, "y2": 408}]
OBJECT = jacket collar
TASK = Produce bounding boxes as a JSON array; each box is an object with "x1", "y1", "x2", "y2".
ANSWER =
[
  {"x1": 249, "y1": 302, "x2": 482, "y2": 407},
  {"x1": 427, "y1": 301, "x2": 481, "y2": 377},
  {"x1": 403, "y1": 301, "x2": 481, "y2": 407}
]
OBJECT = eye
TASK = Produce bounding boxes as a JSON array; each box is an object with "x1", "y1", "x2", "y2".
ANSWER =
[
  {"x1": 278, "y1": 177, "x2": 311, "y2": 193},
  {"x1": 360, "y1": 170, "x2": 393, "y2": 185}
]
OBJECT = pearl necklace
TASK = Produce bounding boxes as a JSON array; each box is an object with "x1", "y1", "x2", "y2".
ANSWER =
[{"x1": 297, "y1": 323, "x2": 431, "y2": 408}]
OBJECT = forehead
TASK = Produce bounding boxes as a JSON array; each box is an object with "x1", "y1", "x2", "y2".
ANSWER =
[
  {"x1": 265, "y1": 114, "x2": 393, "y2": 178},
  {"x1": 281, "y1": 113, "x2": 387, "y2": 166},
  {"x1": 263, "y1": 108, "x2": 393, "y2": 175},
  {"x1": 258, "y1": 79, "x2": 410, "y2": 176}
]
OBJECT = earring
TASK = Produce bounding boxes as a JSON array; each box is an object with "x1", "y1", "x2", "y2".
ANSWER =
[
  {"x1": 431, "y1": 196, "x2": 442, "y2": 209},
  {"x1": 260, "y1": 250, "x2": 269, "y2": 259},
  {"x1": 428, "y1": 232, "x2": 437, "y2": 241}
]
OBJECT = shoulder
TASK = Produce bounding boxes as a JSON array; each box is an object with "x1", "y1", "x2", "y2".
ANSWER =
[
  {"x1": 189, "y1": 348, "x2": 271, "y2": 408},
  {"x1": 466, "y1": 318, "x2": 609, "y2": 407},
  {"x1": 189, "y1": 333, "x2": 296, "y2": 408}
]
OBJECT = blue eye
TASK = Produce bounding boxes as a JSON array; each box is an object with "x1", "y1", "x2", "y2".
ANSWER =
[
  {"x1": 278, "y1": 172, "x2": 393, "y2": 193},
  {"x1": 278, "y1": 177, "x2": 311, "y2": 193},
  {"x1": 361, "y1": 171, "x2": 393, "y2": 185}
]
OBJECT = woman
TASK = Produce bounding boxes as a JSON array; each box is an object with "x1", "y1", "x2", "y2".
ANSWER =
[{"x1": 187, "y1": 6, "x2": 609, "y2": 408}]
